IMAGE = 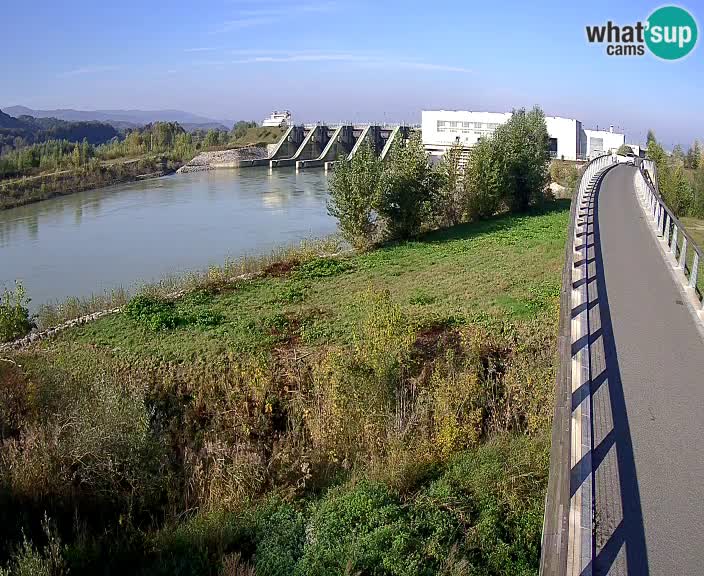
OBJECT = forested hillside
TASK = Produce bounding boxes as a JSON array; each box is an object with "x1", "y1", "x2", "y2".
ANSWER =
[{"x1": 0, "y1": 110, "x2": 118, "y2": 152}]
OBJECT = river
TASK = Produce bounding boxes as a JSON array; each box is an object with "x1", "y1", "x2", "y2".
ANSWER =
[{"x1": 0, "y1": 168, "x2": 336, "y2": 309}]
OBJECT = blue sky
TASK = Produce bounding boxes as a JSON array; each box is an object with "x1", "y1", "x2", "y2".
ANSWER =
[{"x1": 2, "y1": 0, "x2": 703, "y2": 147}]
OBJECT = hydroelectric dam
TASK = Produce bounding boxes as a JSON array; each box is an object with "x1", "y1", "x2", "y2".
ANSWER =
[{"x1": 242, "y1": 124, "x2": 414, "y2": 171}]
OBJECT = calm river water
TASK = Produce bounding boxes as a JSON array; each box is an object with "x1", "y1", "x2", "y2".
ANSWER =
[{"x1": 0, "y1": 168, "x2": 336, "y2": 308}]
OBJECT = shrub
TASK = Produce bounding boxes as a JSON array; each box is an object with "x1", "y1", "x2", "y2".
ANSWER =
[
  {"x1": 549, "y1": 160, "x2": 579, "y2": 190},
  {"x1": 305, "y1": 290, "x2": 414, "y2": 466},
  {"x1": 0, "y1": 282, "x2": 34, "y2": 343},
  {"x1": 252, "y1": 500, "x2": 304, "y2": 576},
  {"x1": 124, "y1": 294, "x2": 181, "y2": 331},
  {"x1": 0, "y1": 360, "x2": 164, "y2": 511},
  {"x1": 294, "y1": 258, "x2": 353, "y2": 280},
  {"x1": 0, "y1": 516, "x2": 66, "y2": 576},
  {"x1": 649, "y1": 137, "x2": 696, "y2": 217},
  {"x1": 297, "y1": 482, "x2": 427, "y2": 576},
  {"x1": 327, "y1": 142, "x2": 382, "y2": 249},
  {"x1": 377, "y1": 134, "x2": 440, "y2": 240},
  {"x1": 437, "y1": 437, "x2": 548, "y2": 574},
  {"x1": 146, "y1": 510, "x2": 251, "y2": 576},
  {"x1": 124, "y1": 293, "x2": 223, "y2": 331},
  {"x1": 616, "y1": 144, "x2": 633, "y2": 155}
]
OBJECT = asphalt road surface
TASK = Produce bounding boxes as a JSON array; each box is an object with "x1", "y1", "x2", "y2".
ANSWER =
[{"x1": 593, "y1": 165, "x2": 704, "y2": 575}]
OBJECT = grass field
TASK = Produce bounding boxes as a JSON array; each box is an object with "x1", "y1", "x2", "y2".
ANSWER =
[
  {"x1": 227, "y1": 126, "x2": 285, "y2": 149},
  {"x1": 0, "y1": 200, "x2": 570, "y2": 575}
]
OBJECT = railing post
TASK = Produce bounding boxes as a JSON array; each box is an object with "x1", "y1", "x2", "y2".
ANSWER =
[
  {"x1": 680, "y1": 237, "x2": 688, "y2": 270},
  {"x1": 664, "y1": 214, "x2": 671, "y2": 246},
  {"x1": 689, "y1": 253, "x2": 699, "y2": 290},
  {"x1": 671, "y1": 225, "x2": 679, "y2": 256}
]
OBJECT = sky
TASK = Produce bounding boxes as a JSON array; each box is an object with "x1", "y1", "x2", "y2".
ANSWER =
[{"x1": 2, "y1": 0, "x2": 703, "y2": 147}]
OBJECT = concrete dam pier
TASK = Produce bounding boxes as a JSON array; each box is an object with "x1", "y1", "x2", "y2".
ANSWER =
[{"x1": 239, "y1": 124, "x2": 413, "y2": 171}]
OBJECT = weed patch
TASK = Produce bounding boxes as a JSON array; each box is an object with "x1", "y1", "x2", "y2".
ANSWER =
[
  {"x1": 294, "y1": 258, "x2": 353, "y2": 280},
  {"x1": 124, "y1": 294, "x2": 224, "y2": 331}
]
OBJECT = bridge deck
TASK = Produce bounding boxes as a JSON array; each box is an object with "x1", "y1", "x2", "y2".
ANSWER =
[{"x1": 591, "y1": 165, "x2": 704, "y2": 575}]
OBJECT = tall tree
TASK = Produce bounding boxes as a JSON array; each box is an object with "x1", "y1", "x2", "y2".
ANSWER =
[
  {"x1": 81, "y1": 137, "x2": 90, "y2": 166},
  {"x1": 327, "y1": 141, "x2": 383, "y2": 249},
  {"x1": 493, "y1": 107, "x2": 551, "y2": 212},
  {"x1": 376, "y1": 134, "x2": 440, "y2": 240},
  {"x1": 72, "y1": 142, "x2": 81, "y2": 168},
  {"x1": 434, "y1": 142, "x2": 466, "y2": 227},
  {"x1": 463, "y1": 137, "x2": 501, "y2": 219},
  {"x1": 690, "y1": 140, "x2": 702, "y2": 170}
]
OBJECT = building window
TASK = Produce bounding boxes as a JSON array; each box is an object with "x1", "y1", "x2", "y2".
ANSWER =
[
  {"x1": 549, "y1": 138, "x2": 558, "y2": 158},
  {"x1": 590, "y1": 137, "x2": 604, "y2": 152}
]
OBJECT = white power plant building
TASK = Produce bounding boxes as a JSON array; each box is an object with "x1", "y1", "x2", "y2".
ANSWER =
[{"x1": 421, "y1": 110, "x2": 625, "y2": 162}]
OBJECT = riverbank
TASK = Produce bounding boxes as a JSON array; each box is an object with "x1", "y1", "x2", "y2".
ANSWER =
[
  {"x1": 0, "y1": 200, "x2": 568, "y2": 574},
  {"x1": 0, "y1": 155, "x2": 182, "y2": 210}
]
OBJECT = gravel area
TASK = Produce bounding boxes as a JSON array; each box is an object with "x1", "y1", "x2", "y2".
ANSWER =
[{"x1": 177, "y1": 146, "x2": 270, "y2": 173}]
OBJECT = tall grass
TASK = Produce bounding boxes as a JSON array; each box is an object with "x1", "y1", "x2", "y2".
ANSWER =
[{"x1": 0, "y1": 284, "x2": 555, "y2": 573}]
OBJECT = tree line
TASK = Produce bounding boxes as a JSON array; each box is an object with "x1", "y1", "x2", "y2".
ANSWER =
[
  {"x1": 0, "y1": 120, "x2": 267, "y2": 180},
  {"x1": 646, "y1": 129, "x2": 704, "y2": 219},
  {"x1": 328, "y1": 107, "x2": 552, "y2": 249},
  {"x1": 0, "y1": 110, "x2": 118, "y2": 152}
]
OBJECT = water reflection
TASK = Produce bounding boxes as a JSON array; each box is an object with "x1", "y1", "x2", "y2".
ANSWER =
[{"x1": 0, "y1": 167, "x2": 335, "y2": 307}]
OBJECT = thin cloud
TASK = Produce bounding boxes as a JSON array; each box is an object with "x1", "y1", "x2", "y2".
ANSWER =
[
  {"x1": 381, "y1": 61, "x2": 471, "y2": 73},
  {"x1": 228, "y1": 51, "x2": 471, "y2": 73},
  {"x1": 232, "y1": 53, "x2": 369, "y2": 63},
  {"x1": 216, "y1": 1, "x2": 336, "y2": 32},
  {"x1": 184, "y1": 47, "x2": 217, "y2": 53},
  {"x1": 237, "y1": 2, "x2": 336, "y2": 16},
  {"x1": 58, "y1": 65, "x2": 119, "y2": 77},
  {"x1": 220, "y1": 17, "x2": 274, "y2": 30}
]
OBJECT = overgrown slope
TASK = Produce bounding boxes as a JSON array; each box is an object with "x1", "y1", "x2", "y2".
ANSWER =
[{"x1": 0, "y1": 201, "x2": 569, "y2": 575}]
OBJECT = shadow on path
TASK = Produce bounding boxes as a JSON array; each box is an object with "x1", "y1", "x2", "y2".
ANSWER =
[{"x1": 591, "y1": 178, "x2": 649, "y2": 575}]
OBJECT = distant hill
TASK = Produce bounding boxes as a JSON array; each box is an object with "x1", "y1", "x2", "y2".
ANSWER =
[
  {"x1": 4, "y1": 106, "x2": 229, "y2": 132},
  {"x1": 0, "y1": 110, "x2": 22, "y2": 129},
  {"x1": 0, "y1": 109, "x2": 119, "y2": 151}
]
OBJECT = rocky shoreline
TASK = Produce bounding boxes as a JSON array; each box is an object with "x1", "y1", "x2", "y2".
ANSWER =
[{"x1": 177, "y1": 146, "x2": 270, "y2": 173}]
